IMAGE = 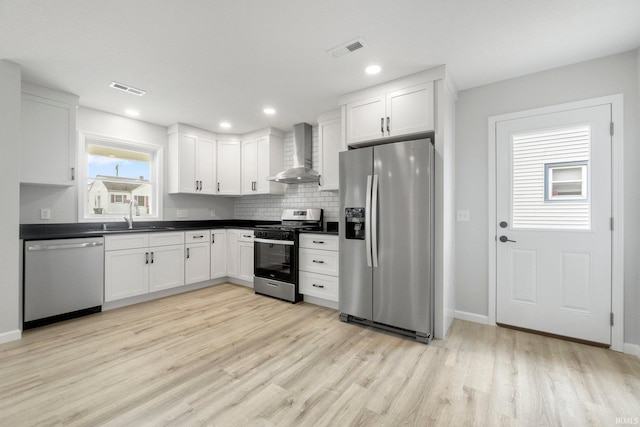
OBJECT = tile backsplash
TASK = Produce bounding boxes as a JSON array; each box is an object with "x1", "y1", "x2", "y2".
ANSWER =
[{"x1": 234, "y1": 126, "x2": 340, "y2": 223}]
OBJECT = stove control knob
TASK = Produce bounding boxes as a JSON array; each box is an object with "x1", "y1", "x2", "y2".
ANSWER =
[{"x1": 281, "y1": 232, "x2": 288, "y2": 239}]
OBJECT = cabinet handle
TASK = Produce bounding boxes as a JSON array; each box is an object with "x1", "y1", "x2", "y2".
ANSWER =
[
  {"x1": 195, "y1": 180, "x2": 199, "y2": 191},
  {"x1": 145, "y1": 252, "x2": 149, "y2": 264},
  {"x1": 386, "y1": 117, "x2": 390, "y2": 135},
  {"x1": 193, "y1": 235, "x2": 204, "y2": 239},
  {"x1": 312, "y1": 260, "x2": 324, "y2": 264},
  {"x1": 71, "y1": 167, "x2": 75, "y2": 181},
  {"x1": 380, "y1": 117, "x2": 384, "y2": 136},
  {"x1": 186, "y1": 248, "x2": 190, "y2": 259},
  {"x1": 150, "y1": 252, "x2": 154, "y2": 263},
  {"x1": 312, "y1": 283, "x2": 325, "y2": 289},
  {"x1": 312, "y1": 240, "x2": 325, "y2": 244},
  {"x1": 217, "y1": 182, "x2": 220, "y2": 192},
  {"x1": 212, "y1": 235, "x2": 215, "y2": 244},
  {"x1": 242, "y1": 234, "x2": 253, "y2": 239}
]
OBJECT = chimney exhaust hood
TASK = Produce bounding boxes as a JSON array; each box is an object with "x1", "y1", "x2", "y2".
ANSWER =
[{"x1": 268, "y1": 123, "x2": 320, "y2": 184}]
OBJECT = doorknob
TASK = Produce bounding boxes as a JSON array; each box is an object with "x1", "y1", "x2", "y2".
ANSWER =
[{"x1": 499, "y1": 235, "x2": 516, "y2": 243}]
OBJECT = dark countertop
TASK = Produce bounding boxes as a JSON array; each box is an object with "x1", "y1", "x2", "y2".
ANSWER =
[
  {"x1": 299, "y1": 230, "x2": 339, "y2": 236},
  {"x1": 20, "y1": 219, "x2": 280, "y2": 240}
]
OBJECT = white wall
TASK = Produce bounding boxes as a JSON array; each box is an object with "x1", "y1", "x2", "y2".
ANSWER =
[
  {"x1": 0, "y1": 61, "x2": 22, "y2": 343},
  {"x1": 455, "y1": 50, "x2": 640, "y2": 346},
  {"x1": 20, "y1": 107, "x2": 234, "y2": 223}
]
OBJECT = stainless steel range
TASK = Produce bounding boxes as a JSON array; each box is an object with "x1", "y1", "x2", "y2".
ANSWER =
[{"x1": 254, "y1": 208, "x2": 323, "y2": 302}]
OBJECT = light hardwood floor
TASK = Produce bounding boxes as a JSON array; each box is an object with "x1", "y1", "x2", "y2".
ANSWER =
[{"x1": 1, "y1": 283, "x2": 638, "y2": 426}]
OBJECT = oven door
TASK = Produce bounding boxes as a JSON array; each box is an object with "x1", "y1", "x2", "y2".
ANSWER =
[{"x1": 254, "y1": 238, "x2": 296, "y2": 283}]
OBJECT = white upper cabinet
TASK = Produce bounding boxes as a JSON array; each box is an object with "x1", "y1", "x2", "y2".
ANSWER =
[
  {"x1": 241, "y1": 128, "x2": 285, "y2": 195},
  {"x1": 20, "y1": 83, "x2": 78, "y2": 186},
  {"x1": 217, "y1": 139, "x2": 242, "y2": 195},
  {"x1": 344, "y1": 81, "x2": 434, "y2": 146},
  {"x1": 317, "y1": 109, "x2": 343, "y2": 191},
  {"x1": 168, "y1": 124, "x2": 217, "y2": 195}
]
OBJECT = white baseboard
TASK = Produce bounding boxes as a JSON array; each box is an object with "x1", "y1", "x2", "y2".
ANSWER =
[
  {"x1": 624, "y1": 343, "x2": 640, "y2": 359},
  {"x1": 454, "y1": 310, "x2": 490, "y2": 325},
  {"x1": 0, "y1": 329, "x2": 21, "y2": 345}
]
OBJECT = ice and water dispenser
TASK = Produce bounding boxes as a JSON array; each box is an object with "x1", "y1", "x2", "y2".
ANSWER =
[{"x1": 345, "y1": 208, "x2": 366, "y2": 240}]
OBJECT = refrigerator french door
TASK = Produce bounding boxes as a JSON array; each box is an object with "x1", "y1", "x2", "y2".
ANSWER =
[{"x1": 339, "y1": 138, "x2": 434, "y2": 343}]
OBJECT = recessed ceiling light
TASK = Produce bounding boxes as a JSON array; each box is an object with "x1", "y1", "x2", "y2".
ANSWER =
[
  {"x1": 263, "y1": 107, "x2": 276, "y2": 115},
  {"x1": 365, "y1": 65, "x2": 381, "y2": 75},
  {"x1": 220, "y1": 121, "x2": 231, "y2": 129},
  {"x1": 125, "y1": 109, "x2": 140, "y2": 117}
]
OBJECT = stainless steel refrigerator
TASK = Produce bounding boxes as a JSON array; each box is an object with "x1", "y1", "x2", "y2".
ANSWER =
[{"x1": 339, "y1": 138, "x2": 434, "y2": 343}]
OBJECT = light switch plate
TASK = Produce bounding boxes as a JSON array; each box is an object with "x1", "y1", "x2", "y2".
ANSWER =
[{"x1": 456, "y1": 210, "x2": 470, "y2": 222}]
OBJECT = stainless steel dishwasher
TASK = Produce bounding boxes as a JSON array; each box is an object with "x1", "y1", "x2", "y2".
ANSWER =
[{"x1": 24, "y1": 237, "x2": 104, "y2": 329}]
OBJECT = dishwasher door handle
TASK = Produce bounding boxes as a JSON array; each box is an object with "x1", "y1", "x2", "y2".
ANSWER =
[{"x1": 27, "y1": 241, "x2": 104, "y2": 251}]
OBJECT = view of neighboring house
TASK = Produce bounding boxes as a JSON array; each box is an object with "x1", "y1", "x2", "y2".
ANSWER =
[{"x1": 87, "y1": 175, "x2": 150, "y2": 216}]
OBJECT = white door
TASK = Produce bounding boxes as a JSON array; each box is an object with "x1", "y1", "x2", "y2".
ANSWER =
[
  {"x1": 346, "y1": 95, "x2": 386, "y2": 144},
  {"x1": 198, "y1": 137, "x2": 217, "y2": 194},
  {"x1": 385, "y1": 82, "x2": 434, "y2": 137},
  {"x1": 210, "y1": 230, "x2": 227, "y2": 279},
  {"x1": 496, "y1": 104, "x2": 612, "y2": 344},
  {"x1": 148, "y1": 245, "x2": 185, "y2": 292}
]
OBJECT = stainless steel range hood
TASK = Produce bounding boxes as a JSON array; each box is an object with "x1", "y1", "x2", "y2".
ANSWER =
[{"x1": 268, "y1": 123, "x2": 320, "y2": 184}]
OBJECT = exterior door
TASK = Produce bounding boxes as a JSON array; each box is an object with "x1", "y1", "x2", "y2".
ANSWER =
[{"x1": 496, "y1": 104, "x2": 612, "y2": 344}]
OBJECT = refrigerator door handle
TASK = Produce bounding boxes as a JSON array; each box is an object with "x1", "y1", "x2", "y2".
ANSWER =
[
  {"x1": 365, "y1": 174, "x2": 373, "y2": 267},
  {"x1": 371, "y1": 174, "x2": 379, "y2": 267}
]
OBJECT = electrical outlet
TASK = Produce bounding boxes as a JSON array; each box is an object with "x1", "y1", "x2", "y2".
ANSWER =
[
  {"x1": 40, "y1": 208, "x2": 51, "y2": 220},
  {"x1": 177, "y1": 209, "x2": 188, "y2": 218},
  {"x1": 456, "y1": 210, "x2": 470, "y2": 222}
]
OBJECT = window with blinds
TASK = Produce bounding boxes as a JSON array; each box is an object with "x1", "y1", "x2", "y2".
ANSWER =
[{"x1": 512, "y1": 125, "x2": 590, "y2": 230}]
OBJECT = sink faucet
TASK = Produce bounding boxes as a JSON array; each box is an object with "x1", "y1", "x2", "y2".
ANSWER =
[{"x1": 124, "y1": 199, "x2": 140, "y2": 229}]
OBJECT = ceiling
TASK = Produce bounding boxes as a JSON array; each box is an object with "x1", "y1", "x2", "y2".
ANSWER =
[{"x1": 1, "y1": 0, "x2": 639, "y2": 134}]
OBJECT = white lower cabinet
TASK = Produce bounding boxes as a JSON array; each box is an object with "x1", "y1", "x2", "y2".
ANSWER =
[
  {"x1": 185, "y1": 230, "x2": 211, "y2": 285},
  {"x1": 299, "y1": 234, "x2": 339, "y2": 303},
  {"x1": 226, "y1": 229, "x2": 254, "y2": 283},
  {"x1": 105, "y1": 232, "x2": 185, "y2": 302},
  {"x1": 210, "y1": 229, "x2": 227, "y2": 279}
]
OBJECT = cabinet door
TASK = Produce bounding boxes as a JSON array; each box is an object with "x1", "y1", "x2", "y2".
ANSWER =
[
  {"x1": 149, "y1": 245, "x2": 185, "y2": 292},
  {"x1": 226, "y1": 230, "x2": 238, "y2": 278},
  {"x1": 386, "y1": 82, "x2": 434, "y2": 137},
  {"x1": 238, "y1": 241, "x2": 255, "y2": 283},
  {"x1": 346, "y1": 95, "x2": 385, "y2": 145},
  {"x1": 241, "y1": 139, "x2": 258, "y2": 194},
  {"x1": 198, "y1": 137, "x2": 217, "y2": 194},
  {"x1": 185, "y1": 242, "x2": 211, "y2": 285},
  {"x1": 21, "y1": 94, "x2": 76, "y2": 186},
  {"x1": 318, "y1": 117, "x2": 342, "y2": 191},
  {"x1": 104, "y1": 248, "x2": 149, "y2": 302},
  {"x1": 178, "y1": 134, "x2": 198, "y2": 193},
  {"x1": 217, "y1": 140, "x2": 242, "y2": 195},
  {"x1": 210, "y1": 230, "x2": 227, "y2": 279}
]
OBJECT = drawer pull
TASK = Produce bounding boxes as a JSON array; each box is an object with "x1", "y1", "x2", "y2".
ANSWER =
[
  {"x1": 193, "y1": 235, "x2": 205, "y2": 239},
  {"x1": 312, "y1": 240, "x2": 325, "y2": 244},
  {"x1": 312, "y1": 284, "x2": 325, "y2": 289},
  {"x1": 242, "y1": 234, "x2": 253, "y2": 238},
  {"x1": 312, "y1": 260, "x2": 325, "y2": 264},
  {"x1": 267, "y1": 282, "x2": 279, "y2": 288}
]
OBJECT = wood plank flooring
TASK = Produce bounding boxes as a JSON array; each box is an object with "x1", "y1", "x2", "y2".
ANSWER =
[{"x1": 1, "y1": 283, "x2": 638, "y2": 426}]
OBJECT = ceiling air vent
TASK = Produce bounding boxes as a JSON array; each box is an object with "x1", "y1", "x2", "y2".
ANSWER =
[
  {"x1": 327, "y1": 37, "x2": 367, "y2": 58},
  {"x1": 109, "y1": 81, "x2": 146, "y2": 96}
]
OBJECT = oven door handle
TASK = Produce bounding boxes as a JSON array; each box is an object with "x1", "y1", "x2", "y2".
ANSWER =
[{"x1": 254, "y1": 238, "x2": 295, "y2": 246}]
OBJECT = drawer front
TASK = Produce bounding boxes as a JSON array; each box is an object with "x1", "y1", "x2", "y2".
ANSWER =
[
  {"x1": 299, "y1": 248, "x2": 338, "y2": 276},
  {"x1": 299, "y1": 234, "x2": 338, "y2": 251},
  {"x1": 105, "y1": 233, "x2": 149, "y2": 251},
  {"x1": 148, "y1": 231, "x2": 185, "y2": 247},
  {"x1": 299, "y1": 271, "x2": 338, "y2": 302},
  {"x1": 237, "y1": 230, "x2": 254, "y2": 243},
  {"x1": 185, "y1": 230, "x2": 210, "y2": 243}
]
